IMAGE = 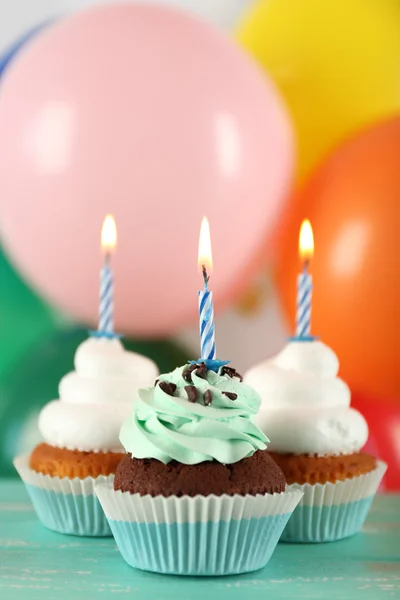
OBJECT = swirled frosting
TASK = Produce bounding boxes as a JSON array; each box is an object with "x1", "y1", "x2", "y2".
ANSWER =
[
  {"x1": 38, "y1": 337, "x2": 159, "y2": 452},
  {"x1": 244, "y1": 341, "x2": 368, "y2": 456},
  {"x1": 119, "y1": 363, "x2": 268, "y2": 464}
]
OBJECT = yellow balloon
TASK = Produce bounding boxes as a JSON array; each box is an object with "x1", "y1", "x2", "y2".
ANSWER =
[{"x1": 237, "y1": 0, "x2": 400, "y2": 181}]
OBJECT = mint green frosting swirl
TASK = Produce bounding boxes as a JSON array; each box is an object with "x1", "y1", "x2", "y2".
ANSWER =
[{"x1": 119, "y1": 364, "x2": 269, "y2": 465}]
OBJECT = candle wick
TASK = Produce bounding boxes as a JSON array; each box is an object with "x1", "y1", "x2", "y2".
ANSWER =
[
  {"x1": 104, "y1": 251, "x2": 111, "y2": 266},
  {"x1": 202, "y1": 264, "x2": 210, "y2": 290},
  {"x1": 303, "y1": 259, "x2": 310, "y2": 273}
]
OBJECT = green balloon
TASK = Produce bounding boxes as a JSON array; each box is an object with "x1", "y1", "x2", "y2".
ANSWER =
[
  {"x1": 0, "y1": 327, "x2": 189, "y2": 477},
  {"x1": 0, "y1": 249, "x2": 62, "y2": 379}
]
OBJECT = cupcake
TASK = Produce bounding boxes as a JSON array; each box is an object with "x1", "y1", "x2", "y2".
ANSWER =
[
  {"x1": 95, "y1": 362, "x2": 303, "y2": 575},
  {"x1": 244, "y1": 340, "x2": 387, "y2": 543},
  {"x1": 14, "y1": 336, "x2": 158, "y2": 536}
]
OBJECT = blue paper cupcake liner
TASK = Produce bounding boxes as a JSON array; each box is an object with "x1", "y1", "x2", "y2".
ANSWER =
[
  {"x1": 14, "y1": 455, "x2": 112, "y2": 537},
  {"x1": 109, "y1": 514, "x2": 289, "y2": 575},
  {"x1": 95, "y1": 483, "x2": 303, "y2": 576},
  {"x1": 281, "y1": 460, "x2": 387, "y2": 543}
]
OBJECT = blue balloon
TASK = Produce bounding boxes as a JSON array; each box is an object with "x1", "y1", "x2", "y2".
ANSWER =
[{"x1": 0, "y1": 21, "x2": 51, "y2": 78}]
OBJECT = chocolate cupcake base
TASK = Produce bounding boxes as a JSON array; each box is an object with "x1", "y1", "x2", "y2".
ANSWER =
[{"x1": 114, "y1": 450, "x2": 285, "y2": 497}]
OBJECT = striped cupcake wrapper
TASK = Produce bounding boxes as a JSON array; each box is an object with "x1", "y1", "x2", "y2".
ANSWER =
[
  {"x1": 14, "y1": 454, "x2": 112, "y2": 537},
  {"x1": 281, "y1": 460, "x2": 387, "y2": 543},
  {"x1": 95, "y1": 483, "x2": 303, "y2": 575}
]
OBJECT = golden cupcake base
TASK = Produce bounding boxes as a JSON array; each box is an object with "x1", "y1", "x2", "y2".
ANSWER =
[
  {"x1": 30, "y1": 443, "x2": 124, "y2": 479},
  {"x1": 268, "y1": 451, "x2": 377, "y2": 485}
]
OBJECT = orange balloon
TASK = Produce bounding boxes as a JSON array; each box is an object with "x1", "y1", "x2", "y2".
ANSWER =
[{"x1": 275, "y1": 117, "x2": 400, "y2": 399}]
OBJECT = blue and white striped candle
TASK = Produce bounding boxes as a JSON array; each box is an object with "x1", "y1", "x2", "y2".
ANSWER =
[
  {"x1": 198, "y1": 217, "x2": 216, "y2": 360},
  {"x1": 99, "y1": 260, "x2": 114, "y2": 334},
  {"x1": 296, "y1": 219, "x2": 314, "y2": 339},
  {"x1": 99, "y1": 215, "x2": 117, "y2": 335},
  {"x1": 198, "y1": 269, "x2": 216, "y2": 360},
  {"x1": 296, "y1": 267, "x2": 312, "y2": 337}
]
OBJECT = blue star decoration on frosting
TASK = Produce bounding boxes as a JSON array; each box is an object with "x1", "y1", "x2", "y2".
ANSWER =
[
  {"x1": 189, "y1": 358, "x2": 231, "y2": 373},
  {"x1": 89, "y1": 330, "x2": 123, "y2": 340}
]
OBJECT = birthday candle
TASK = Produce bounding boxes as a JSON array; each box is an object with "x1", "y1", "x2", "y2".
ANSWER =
[
  {"x1": 198, "y1": 217, "x2": 216, "y2": 360},
  {"x1": 296, "y1": 219, "x2": 314, "y2": 338},
  {"x1": 99, "y1": 215, "x2": 117, "y2": 334}
]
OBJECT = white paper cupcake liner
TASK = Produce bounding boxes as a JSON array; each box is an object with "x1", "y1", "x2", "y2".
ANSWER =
[
  {"x1": 281, "y1": 460, "x2": 387, "y2": 543},
  {"x1": 95, "y1": 482, "x2": 303, "y2": 575},
  {"x1": 14, "y1": 454, "x2": 113, "y2": 536}
]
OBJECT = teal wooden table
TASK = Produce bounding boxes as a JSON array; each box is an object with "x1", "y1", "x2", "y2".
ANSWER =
[{"x1": 1, "y1": 481, "x2": 399, "y2": 600}]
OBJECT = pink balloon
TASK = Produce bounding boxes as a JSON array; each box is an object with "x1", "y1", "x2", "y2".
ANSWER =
[{"x1": 0, "y1": 4, "x2": 293, "y2": 337}]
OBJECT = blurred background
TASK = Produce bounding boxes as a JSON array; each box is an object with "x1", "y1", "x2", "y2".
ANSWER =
[{"x1": 0, "y1": 0, "x2": 398, "y2": 488}]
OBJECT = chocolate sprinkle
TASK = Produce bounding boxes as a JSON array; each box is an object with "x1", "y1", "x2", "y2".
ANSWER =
[
  {"x1": 183, "y1": 364, "x2": 198, "y2": 383},
  {"x1": 220, "y1": 366, "x2": 243, "y2": 382},
  {"x1": 184, "y1": 385, "x2": 198, "y2": 403},
  {"x1": 195, "y1": 362, "x2": 207, "y2": 379},
  {"x1": 203, "y1": 390, "x2": 212, "y2": 406},
  {"x1": 154, "y1": 379, "x2": 159, "y2": 386},
  {"x1": 222, "y1": 391, "x2": 237, "y2": 401},
  {"x1": 158, "y1": 381, "x2": 177, "y2": 396}
]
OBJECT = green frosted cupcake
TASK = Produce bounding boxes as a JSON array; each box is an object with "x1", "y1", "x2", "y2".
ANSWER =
[{"x1": 96, "y1": 362, "x2": 303, "y2": 575}]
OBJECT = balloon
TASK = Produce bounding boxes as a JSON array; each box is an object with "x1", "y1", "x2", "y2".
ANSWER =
[
  {"x1": 0, "y1": 3, "x2": 293, "y2": 338},
  {"x1": 0, "y1": 327, "x2": 189, "y2": 477},
  {"x1": 0, "y1": 0, "x2": 252, "y2": 54},
  {"x1": 0, "y1": 20, "x2": 49, "y2": 76},
  {"x1": 275, "y1": 117, "x2": 400, "y2": 399},
  {"x1": 352, "y1": 392, "x2": 400, "y2": 492},
  {"x1": 0, "y1": 26, "x2": 64, "y2": 378},
  {"x1": 237, "y1": 0, "x2": 400, "y2": 181}
]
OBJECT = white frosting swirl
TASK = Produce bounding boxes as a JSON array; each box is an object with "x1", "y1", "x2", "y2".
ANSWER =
[
  {"x1": 244, "y1": 341, "x2": 368, "y2": 456},
  {"x1": 38, "y1": 337, "x2": 159, "y2": 452}
]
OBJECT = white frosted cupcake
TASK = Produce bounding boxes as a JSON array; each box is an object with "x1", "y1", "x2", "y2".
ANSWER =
[
  {"x1": 14, "y1": 336, "x2": 158, "y2": 536},
  {"x1": 244, "y1": 340, "x2": 387, "y2": 542}
]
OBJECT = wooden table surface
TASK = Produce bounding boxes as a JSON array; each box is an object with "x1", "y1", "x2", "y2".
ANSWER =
[{"x1": 0, "y1": 480, "x2": 399, "y2": 600}]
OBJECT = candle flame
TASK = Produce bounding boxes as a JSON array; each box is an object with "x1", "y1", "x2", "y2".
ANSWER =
[
  {"x1": 198, "y1": 216, "x2": 213, "y2": 272},
  {"x1": 101, "y1": 215, "x2": 117, "y2": 253},
  {"x1": 299, "y1": 219, "x2": 314, "y2": 263}
]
